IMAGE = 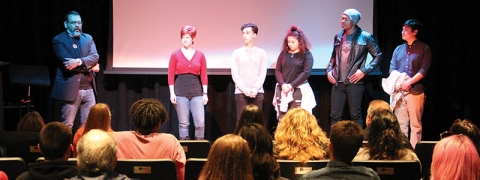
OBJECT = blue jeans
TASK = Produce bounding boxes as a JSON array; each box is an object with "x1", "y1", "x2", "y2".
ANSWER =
[
  {"x1": 330, "y1": 83, "x2": 365, "y2": 128},
  {"x1": 61, "y1": 89, "x2": 96, "y2": 129},
  {"x1": 175, "y1": 96, "x2": 205, "y2": 138}
]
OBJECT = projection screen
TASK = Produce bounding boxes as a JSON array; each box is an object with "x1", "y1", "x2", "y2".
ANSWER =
[{"x1": 105, "y1": 0, "x2": 374, "y2": 75}]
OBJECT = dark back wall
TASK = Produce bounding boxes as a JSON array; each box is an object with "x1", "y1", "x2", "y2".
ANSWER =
[{"x1": 1, "y1": 0, "x2": 478, "y2": 141}]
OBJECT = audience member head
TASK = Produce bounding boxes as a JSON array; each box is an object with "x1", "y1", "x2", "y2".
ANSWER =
[
  {"x1": 367, "y1": 109, "x2": 411, "y2": 159},
  {"x1": 237, "y1": 123, "x2": 280, "y2": 180},
  {"x1": 274, "y1": 108, "x2": 329, "y2": 164},
  {"x1": 84, "y1": 103, "x2": 113, "y2": 134},
  {"x1": 329, "y1": 120, "x2": 364, "y2": 163},
  {"x1": 449, "y1": 119, "x2": 480, "y2": 155},
  {"x1": 16, "y1": 111, "x2": 45, "y2": 132},
  {"x1": 431, "y1": 134, "x2": 480, "y2": 180},
  {"x1": 39, "y1": 122, "x2": 72, "y2": 161},
  {"x1": 130, "y1": 98, "x2": 168, "y2": 135},
  {"x1": 282, "y1": 25, "x2": 311, "y2": 55},
  {"x1": 76, "y1": 129, "x2": 117, "y2": 174},
  {"x1": 366, "y1": 99, "x2": 391, "y2": 127},
  {"x1": 233, "y1": 104, "x2": 265, "y2": 134},
  {"x1": 198, "y1": 134, "x2": 253, "y2": 180},
  {"x1": 0, "y1": 170, "x2": 7, "y2": 180}
]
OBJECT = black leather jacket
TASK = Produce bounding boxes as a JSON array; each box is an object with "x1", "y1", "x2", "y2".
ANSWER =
[{"x1": 326, "y1": 26, "x2": 382, "y2": 84}]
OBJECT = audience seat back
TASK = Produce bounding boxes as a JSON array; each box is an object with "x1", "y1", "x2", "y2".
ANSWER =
[
  {"x1": 35, "y1": 157, "x2": 77, "y2": 163},
  {"x1": 352, "y1": 160, "x2": 421, "y2": 180},
  {"x1": 0, "y1": 131, "x2": 42, "y2": 164},
  {"x1": 0, "y1": 157, "x2": 28, "y2": 180},
  {"x1": 415, "y1": 141, "x2": 437, "y2": 180},
  {"x1": 277, "y1": 159, "x2": 329, "y2": 180},
  {"x1": 185, "y1": 158, "x2": 207, "y2": 180},
  {"x1": 179, "y1": 140, "x2": 211, "y2": 159},
  {"x1": 114, "y1": 158, "x2": 177, "y2": 180}
]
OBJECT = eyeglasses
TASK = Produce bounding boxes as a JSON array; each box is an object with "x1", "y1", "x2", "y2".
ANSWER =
[
  {"x1": 439, "y1": 131, "x2": 453, "y2": 139},
  {"x1": 66, "y1": 21, "x2": 83, "y2": 25}
]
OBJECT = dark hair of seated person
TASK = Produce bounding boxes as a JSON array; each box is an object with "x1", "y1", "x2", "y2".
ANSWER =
[
  {"x1": 237, "y1": 123, "x2": 281, "y2": 180},
  {"x1": 449, "y1": 119, "x2": 480, "y2": 155},
  {"x1": 17, "y1": 111, "x2": 45, "y2": 132},
  {"x1": 233, "y1": 104, "x2": 265, "y2": 134},
  {"x1": 39, "y1": 122, "x2": 73, "y2": 160},
  {"x1": 367, "y1": 109, "x2": 413, "y2": 160}
]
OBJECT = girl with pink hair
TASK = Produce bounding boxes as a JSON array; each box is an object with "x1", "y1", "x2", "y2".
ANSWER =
[{"x1": 430, "y1": 134, "x2": 480, "y2": 180}]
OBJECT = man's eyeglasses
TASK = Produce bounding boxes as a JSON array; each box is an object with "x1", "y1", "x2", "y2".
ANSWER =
[
  {"x1": 439, "y1": 131, "x2": 453, "y2": 139},
  {"x1": 66, "y1": 21, "x2": 83, "y2": 25}
]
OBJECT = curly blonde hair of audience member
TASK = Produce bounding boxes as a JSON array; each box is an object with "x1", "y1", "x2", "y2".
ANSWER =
[
  {"x1": 274, "y1": 108, "x2": 329, "y2": 164},
  {"x1": 130, "y1": 98, "x2": 168, "y2": 135},
  {"x1": 16, "y1": 110, "x2": 45, "y2": 132},
  {"x1": 366, "y1": 100, "x2": 391, "y2": 127},
  {"x1": 367, "y1": 109, "x2": 411, "y2": 160},
  {"x1": 449, "y1": 118, "x2": 480, "y2": 155},
  {"x1": 198, "y1": 134, "x2": 253, "y2": 180},
  {"x1": 237, "y1": 123, "x2": 281, "y2": 180},
  {"x1": 281, "y1": 25, "x2": 312, "y2": 55},
  {"x1": 431, "y1": 134, "x2": 480, "y2": 180},
  {"x1": 233, "y1": 104, "x2": 266, "y2": 134},
  {"x1": 76, "y1": 129, "x2": 117, "y2": 174},
  {"x1": 84, "y1": 103, "x2": 113, "y2": 134}
]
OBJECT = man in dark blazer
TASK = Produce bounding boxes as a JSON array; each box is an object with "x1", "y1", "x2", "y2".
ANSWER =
[{"x1": 51, "y1": 10, "x2": 99, "y2": 129}]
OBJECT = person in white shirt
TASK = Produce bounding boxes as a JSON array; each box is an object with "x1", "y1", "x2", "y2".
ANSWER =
[{"x1": 231, "y1": 22, "x2": 267, "y2": 123}]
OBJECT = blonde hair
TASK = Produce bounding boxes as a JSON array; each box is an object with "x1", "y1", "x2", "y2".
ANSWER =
[{"x1": 274, "y1": 108, "x2": 329, "y2": 164}]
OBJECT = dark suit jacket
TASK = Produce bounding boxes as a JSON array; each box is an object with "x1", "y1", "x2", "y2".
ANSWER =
[{"x1": 50, "y1": 31, "x2": 99, "y2": 101}]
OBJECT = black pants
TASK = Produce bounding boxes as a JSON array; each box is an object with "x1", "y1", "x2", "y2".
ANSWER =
[
  {"x1": 234, "y1": 93, "x2": 264, "y2": 123},
  {"x1": 275, "y1": 84, "x2": 302, "y2": 120}
]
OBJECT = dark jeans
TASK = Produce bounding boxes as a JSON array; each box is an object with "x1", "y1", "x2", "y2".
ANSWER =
[
  {"x1": 234, "y1": 93, "x2": 264, "y2": 123},
  {"x1": 330, "y1": 83, "x2": 365, "y2": 128}
]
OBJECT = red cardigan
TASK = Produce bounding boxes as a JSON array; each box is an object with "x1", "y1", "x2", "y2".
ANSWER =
[{"x1": 168, "y1": 49, "x2": 208, "y2": 86}]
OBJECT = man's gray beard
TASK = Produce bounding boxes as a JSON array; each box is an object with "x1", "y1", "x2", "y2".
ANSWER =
[
  {"x1": 68, "y1": 29, "x2": 82, "y2": 37},
  {"x1": 72, "y1": 31, "x2": 82, "y2": 37}
]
